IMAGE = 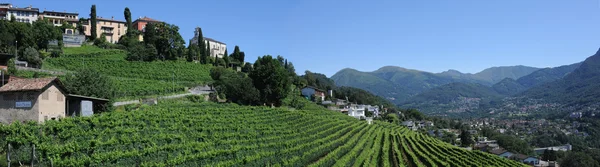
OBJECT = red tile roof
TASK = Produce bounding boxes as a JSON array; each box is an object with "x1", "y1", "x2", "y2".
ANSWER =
[
  {"x1": 135, "y1": 16, "x2": 160, "y2": 23},
  {"x1": 0, "y1": 77, "x2": 58, "y2": 92}
]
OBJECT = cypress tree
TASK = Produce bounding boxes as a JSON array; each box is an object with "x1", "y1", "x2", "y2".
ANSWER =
[
  {"x1": 124, "y1": 7, "x2": 132, "y2": 36},
  {"x1": 196, "y1": 27, "x2": 206, "y2": 64},
  {"x1": 90, "y1": 5, "x2": 97, "y2": 40},
  {"x1": 223, "y1": 49, "x2": 229, "y2": 68},
  {"x1": 206, "y1": 40, "x2": 211, "y2": 64}
]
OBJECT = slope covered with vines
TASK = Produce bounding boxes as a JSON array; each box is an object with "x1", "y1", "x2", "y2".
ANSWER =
[{"x1": 0, "y1": 102, "x2": 526, "y2": 167}]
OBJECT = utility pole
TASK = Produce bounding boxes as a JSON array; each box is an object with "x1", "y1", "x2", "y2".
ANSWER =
[
  {"x1": 15, "y1": 40, "x2": 18, "y2": 59},
  {"x1": 172, "y1": 71, "x2": 175, "y2": 92}
]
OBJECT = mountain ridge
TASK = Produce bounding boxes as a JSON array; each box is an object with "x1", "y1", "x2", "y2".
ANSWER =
[{"x1": 331, "y1": 64, "x2": 541, "y2": 105}]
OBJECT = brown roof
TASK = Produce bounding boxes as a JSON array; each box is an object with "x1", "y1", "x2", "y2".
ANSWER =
[
  {"x1": 134, "y1": 16, "x2": 160, "y2": 23},
  {"x1": 0, "y1": 77, "x2": 59, "y2": 92},
  {"x1": 97, "y1": 17, "x2": 126, "y2": 23},
  {"x1": 489, "y1": 148, "x2": 507, "y2": 155},
  {"x1": 514, "y1": 154, "x2": 529, "y2": 160}
]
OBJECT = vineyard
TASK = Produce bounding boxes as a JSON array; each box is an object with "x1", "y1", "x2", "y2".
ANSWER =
[
  {"x1": 0, "y1": 101, "x2": 527, "y2": 167},
  {"x1": 42, "y1": 46, "x2": 213, "y2": 99}
]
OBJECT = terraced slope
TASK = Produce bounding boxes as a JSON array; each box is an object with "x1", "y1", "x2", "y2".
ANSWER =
[
  {"x1": 0, "y1": 102, "x2": 526, "y2": 167},
  {"x1": 43, "y1": 46, "x2": 212, "y2": 99}
]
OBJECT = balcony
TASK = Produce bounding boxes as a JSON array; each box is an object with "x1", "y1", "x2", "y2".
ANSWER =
[{"x1": 101, "y1": 27, "x2": 114, "y2": 34}]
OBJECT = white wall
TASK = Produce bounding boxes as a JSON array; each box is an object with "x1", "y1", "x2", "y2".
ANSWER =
[{"x1": 7, "y1": 10, "x2": 38, "y2": 24}]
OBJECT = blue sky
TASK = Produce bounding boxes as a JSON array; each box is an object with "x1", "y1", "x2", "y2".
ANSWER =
[{"x1": 11, "y1": 0, "x2": 600, "y2": 77}]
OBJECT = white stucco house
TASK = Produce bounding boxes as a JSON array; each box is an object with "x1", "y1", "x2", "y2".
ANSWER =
[{"x1": 348, "y1": 105, "x2": 365, "y2": 119}]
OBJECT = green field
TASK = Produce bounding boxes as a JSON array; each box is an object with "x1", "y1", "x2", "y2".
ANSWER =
[
  {"x1": 42, "y1": 46, "x2": 212, "y2": 99},
  {"x1": 0, "y1": 100, "x2": 526, "y2": 167}
]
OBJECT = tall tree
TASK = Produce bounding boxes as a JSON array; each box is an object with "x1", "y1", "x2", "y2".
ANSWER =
[
  {"x1": 76, "y1": 18, "x2": 87, "y2": 35},
  {"x1": 186, "y1": 44, "x2": 197, "y2": 62},
  {"x1": 124, "y1": 7, "x2": 132, "y2": 36},
  {"x1": 239, "y1": 51, "x2": 245, "y2": 64},
  {"x1": 460, "y1": 130, "x2": 473, "y2": 147},
  {"x1": 230, "y1": 45, "x2": 241, "y2": 62},
  {"x1": 143, "y1": 23, "x2": 157, "y2": 45},
  {"x1": 90, "y1": 5, "x2": 97, "y2": 40},
  {"x1": 196, "y1": 27, "x2": 206, "y2": 64},
  {"x1": 223, "y1": 49, "x2": 229, "y2": 68},
  {"x1": 249, "y1": 55, "x2": 291, "y2": 106},
  {"x1": 206, "y1": 40, "x2": 211, "y2": 64}
]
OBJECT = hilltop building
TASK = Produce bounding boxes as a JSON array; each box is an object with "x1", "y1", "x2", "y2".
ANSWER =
[
  {"x1": 5, "y1": 4, "x2": 39, "y2": 24},
  {"x1": 40, "y1": 10, "x2": 78, "y2": 27},
  {"x1": 190, "y1": 27, "x2": 227, "y2": 58},
  {"x1": 132, "y1": 16, "x2": 162, "y2": 41},
  {"x1": 82, "y1": 16, "x2": 127, "y2": 43}
]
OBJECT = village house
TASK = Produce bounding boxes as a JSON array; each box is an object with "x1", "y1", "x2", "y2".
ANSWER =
[
  {"x1": 132, "y1": 16, "x2": 162, "y2": 41},
  {"x1": 534, "y1": 144, "x2": 572, "y2": 154},
  {"x1": 301, "y1": 86, "x2": 325, "y2": 102},
  {"x1": 5, "y1": 4, "x2": 39, "y2": 24},
  {"x1": 491, "y1": 149, "x2": 514, "y2": 159},
  {"x1": 402, "y1": 121, "x2": 418, "y2": 131},
  {"x1": 82, "y1": 16, "x2": 127, "y2": 43},
  {"x1": 347, "y1": 105, "x2": 365, "y2": 119},
  {"x1": 0, "y1": 77, "x2": 109, "y2": 124}
]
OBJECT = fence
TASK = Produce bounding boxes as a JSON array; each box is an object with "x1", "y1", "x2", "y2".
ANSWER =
[{"x1": 4, "y1": 143, "x2": 53, "y2": 167}]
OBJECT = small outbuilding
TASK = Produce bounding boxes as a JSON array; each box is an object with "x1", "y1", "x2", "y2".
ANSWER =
[
  {"x1": 0, "y1": 77, "x2": 109, "y2": 124},
  {"x1": 0, "y1": 77, "x2": 67, "y2": 124}
]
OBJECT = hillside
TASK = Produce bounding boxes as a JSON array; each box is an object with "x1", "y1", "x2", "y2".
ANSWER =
[
  {"x1": 42, "y1": 46, "x2": 213, "y2": 99},
  {"x1": 331, "y1": 68, "x2": 411, "y2": 102},
  {"x1": 331, "y1": 65, "x2": 538, "y2": 104},
  {"x1": 516, "y1": 62, "x2": 581, "y2": 88},
  {"x1": 471, "y1": 65, "x2": 540, "y2": 84},
  {"x1": 522, "y1": 48, "x2": 600, "y2": 107},
  {"x1": 0, "y1": 100, "x2": 525, "y2": 167},
  {"x1": 492, "y1": 78, "x2": 527, "y2": 95}
]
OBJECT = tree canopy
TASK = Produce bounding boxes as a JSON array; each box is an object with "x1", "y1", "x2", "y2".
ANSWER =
[
  {"x1": 63, "y1": 68, "x2": 115, "y2": 100},
  {"x1": 249, "y1": 55, "x2": 291, "y2": 106}
]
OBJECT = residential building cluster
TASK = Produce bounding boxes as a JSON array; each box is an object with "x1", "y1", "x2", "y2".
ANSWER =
[
  {"x1": 2, "y1": 3, "x2": 229, "y2": 49},
  {"x1": 300, "y1": 86, "x2": 385, "y2": 120}
]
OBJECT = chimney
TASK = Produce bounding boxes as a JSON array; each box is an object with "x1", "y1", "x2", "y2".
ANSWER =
[{"x1": 111, "y1": 16, "x2": 114, "y2": 20}]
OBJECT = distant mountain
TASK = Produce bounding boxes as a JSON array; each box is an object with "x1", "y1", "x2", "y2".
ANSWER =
[
  {"x1": 522, "y1": 48, "x2": 600, "y2": 107},
  {"x1": 331, "y1": 65, "x2": 539, "y2": 105},
  {"x1": 471, "y1": 66, "x2": 541, "y2": 84},
  {"x1": 400, "y1": 48, "x2": 592, "y2": 116},
  {"x1": 516, "y1": 62, "x2": 581, "y2": 88},
  {"x1": 492, "y1": 78, "x2": 527, "y2": 96},
  {"x1": 331, "y1": 68, "x2": 411, "y2": 103}
]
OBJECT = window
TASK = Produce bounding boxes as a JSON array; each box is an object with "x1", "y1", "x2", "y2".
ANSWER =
[
  {"x1": 42, "y1": 92, "x2": 49, "y2": 100},
  {"x1": 57, "y1": 94, "x2": 63, "y2": 101}
]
